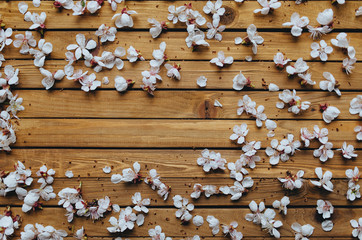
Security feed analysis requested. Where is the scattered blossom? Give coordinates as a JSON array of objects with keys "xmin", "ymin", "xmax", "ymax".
[
  {"xmin": 310, "ymin": 40, "xmax": 333, "ymax": 61},
  {"xmin": 173, "ymin": 195, "xmax": 194, "ymax": 222},
  {"xmin": 254, "ymin": 0, "xmax": 281, "ymax": 15},
  {"xmin": 310, "ymin": 167, "xmax": 333, "ymax": 192},
  {"xmin": 206, "ymin": 215, "xmax": 220, "ymax": 235},
  {"xmin": 283, "ymin": 12, "xmax": 309, "ymax": 37},
  {"xmin": 313, "ymin": 142, "xmax": 333, "ymax": 162},
  {"xmin": 236, "ymin": 24, "xmax": 264, "ymax": 54},
  {"xmin": 230, "ymin": 123, "xmax": 249, "ymax": 145},
  {"xmin": 210, "ymin": 51, "xmax": 233, "ymax": 67},
  {"xmin": 112, "ymin": 8, "xmax": 138, "ymax": 28},
  {"xmin": 316, "ymin": 200, "xmax": 334, "ymax": 219},
  {"xmin": 291, "ymin": 223, "xmax": 314, "ymax": 240},
  {"xmin": 349, "ymin": 95, "xmax": 362, "ymax": 117},
  {"xmin": 273, "ymin": 52, "xmax": 291, "ymax": 68},
  {"xmin": 272, "ymin": 196, "xmax": 290, "ymax": 215},
  {"xmin": 276, "ymin": 89, "xmax": 311, "ymax": 115},
  {"xmin": 320, "ymin": 72, "xmax": 341, "ymax": 96},
  {"xmin": 29, "ymin": 39, "xmax": 53, "ymax": 67},
  {"xmin": 322, "ymin": 105, "xmax": 340, "ymax": 123},
  {"xmin": 67, "ymin": 34, "xmax": 96, "ymax": 60},
  {"xmin": 197, "ymin": 149, "xmax": 226, "ymax": 172},
  {"xmin": 278, "ymin": 170, "xmax": 304, "ymax": 190},
  {"xmin": 95, "ymin": 24, "xmax": 117, "ymax": 43},
  {"xmin": 338, "ymin": 142, "xmax": 358, "ymax": 159}
]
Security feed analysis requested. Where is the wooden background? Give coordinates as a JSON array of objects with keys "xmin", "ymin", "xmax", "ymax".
[{"xmin": 1, "ymin": 0, "xmax": 362, "ymax": 239}]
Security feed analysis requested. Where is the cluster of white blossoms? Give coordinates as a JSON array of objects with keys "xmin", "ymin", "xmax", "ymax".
[
  {"xmin": 245, "ymin": 201, "xmax": 283, "ymax": 238},
  {"xmin": 58, "ymin": 183, "xmax": 112, "ymax": 222},
  {"xmin": 285, "ymin": 58, "xmax": 315, "ymax": 86},
  {"xmin": 236, "ymin": 95, "xmax": 268, "ymax": 128},
  {"xmin": 266, "ymin": 134, "xmax": 301, "ymax": 165},
  {"xmin": 276, "ymin": 89, "xmax": 311, "ymax": 115},
  {"xmin": 20, "ymin": 223, "xmax": 67, "ymax": 240},
  {"xmin": 22, "ymin": 165, "xmax": 56, "ymax": 213},
  {"xmin": 197, "ymin": 148, "xmax": 227, "ymax": 172},
  {"xmin": 144, "ymin": 169, "xmax": 171, "ymax": 200},
  {"xmin": 316, "ymin": 199, "xmax": 334, "ymax": 232},
  {"xmin": 346, "ymin": 167, "xmax": 361, "ymax": 202},
  {"xmin": 0, "ymin": 207, "xmax": 21, "ymax": 240}
]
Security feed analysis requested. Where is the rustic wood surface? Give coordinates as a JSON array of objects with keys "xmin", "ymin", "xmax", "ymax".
[{"xmin": 0, "ymin": 0, "xmax": 361, "ymax": 239}]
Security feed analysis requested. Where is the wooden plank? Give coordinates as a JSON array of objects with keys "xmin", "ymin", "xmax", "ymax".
[
  {"xmin": 0, "ymin": 149, "xmax": 361, "ymax": 179},
  {"xmin": 17, "ymin": 90, "xmax": 361, "ymax": 120},
  {"xmin": 9, "ymin": 60, "xmax": 362, "ymax": 91},
  {"xmin": 2, "ymin": 31, "xmax": 362, "ymax": 60},
  {"xmin": 2, "ymin": 1, "xmax": 361, "ymax": 29},
  {"xmin": 15, "ymin": 119, "xmax": 361, "ymax": 148},
  {"xmin": 7, "ymin": 207, "xmax": 362, "ymax": 237},
  {"xmin": 0, "ymin": 178, "xmax": 359, "ymax": 207}
]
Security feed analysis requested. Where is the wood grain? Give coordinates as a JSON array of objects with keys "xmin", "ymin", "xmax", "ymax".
[
  {"xmin": 17, "ymin": 90, "xmax": 361, "ymax": 120},
  {"xmin": 3, "ymin": 1, "xmax": 361, "ymax": 30},
  {"xmin": 2, "ymin": 31, "xmax": 362, "ymax": 60},
  {"xmin": 9, "ymin": 60, "xmax": 362, "ymax": 90},
  {"xmin": 16, "ymin": 119, "xmax": 361, "ymax": 148}
]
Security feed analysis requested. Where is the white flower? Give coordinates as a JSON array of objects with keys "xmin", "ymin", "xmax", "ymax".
[
  {"xmin": 282, "ymin": 12, "xmax": 309, "ymax": 37},
  {"xmin": 185, "ymin": 29, "xmax": 210, "ymax": 49},
  {"xmin": 347, "ymin": 183, "xmax": 361, "ymax": 201},
  {"xmin": 320, "ymin": 72, "xmax": 341, "ymax": 96},
  {"xmin": 164, "ymin": 63, "xmax": 181, "ymax": 80},
  {"xmin": 300, "ymin": 127, "xmax": 315, "ymax": 147},
  {"xmin": 72, "ymin": 1, "xmax": 87, "ymax": 15},
  {"xmin": 22, "ymin": 190, "xmax": 40, "ymax": 212},
  {"xmin": 232, "ymin": 71, "xmax": 252, "ymax": 91},
  {"xmin": 103, "ymin": 166, "xmax": 111, "ymax": 174},
  {"xmin": 197, "ymin": 76, "xmax": 207, "ymax": 87},
  {"xmin": 66, "ymin": 69, "xmax": 88, "ymax": 81},
  {"xmin": 0, "ymin": 215, "xmax": 16, "ymax": 240},
  {"xmin": 228, "ymin": 178, "xmax": 253, "ymax": 200},
  {"xmin": 206, "ymin": 215, "xmax": 220, "ymax": 235},
  {"xmin": 350, "ymin": 95, "xmax": 362, "ymax": 117},
  {"xmin": 313, "ymin": 142, "xmax": 333, "ymax": 162},
  {"xmin": 307, "ymin": 25, "xmax": 332, "ymax": 40},
  {"xmin": 228, "ymin": 160, "xmax": 249, "ymax": 181},
  {"xmin": 79, "ymin": 73, "xmax": 101, "ymax": 92},
  {"xmin": 230, "ymin": 123, "xmax": 248, "ymax": 145},
  {"xmin": 266, "ymin": 139, "xmax": 282, "ymax": 165},
  {"xmin": 346, "ymin": 167, "xmax": 360, "ymax": 184},
  {"xmin": 54, "ymin": 0, "xmax": 74, "ymax": 9},
  {"xmin": 67, "ymin": 34, "xmax": 96, "ymax": 60},
  {"xmin": 277, "ymin": 133, "xmax": 300, "ymax": 156},
  {"xmin": 245, "ymin": 200, "xmax": 265, "ymax": 225},
  {"xmin": 28, "ymin": 12, "xmax": 46, "ymax": 30},
  {"xmin": 278, "ymin": 170, "xmax": 304, "ymax": 190},
  {"xmin": 316, "ymin": 200, "xmax": 334, "ymax": 219},
  {"xmin": 87, "ymin": 0, "xmax": 101, "ymax": 14},
  {"xmin": 272, "ymin": 196, "xmax": 290, "ymax": 215},
  {"xmin": 148, "ymin": 18, "xmax": 167, "ymax": 38},
  {"xmin": 222, "ymin": 222, "xmax": 243, "ymax": 240},
  {"xmin": 206, "ymin": 22, "xmax": 225, "ymax": 41},
  {"xmin": 338, "ymin": 142, "xmax": 358, "ymax": 159},
  {"xmin": 74, "ymin": 227, "xmax": 86, "ymax": 240},
  {"xmin": 291, "ymin": 222, "xmax": 314, "ymax": 240},
  {"xmin": 354, "ymin": 126, "xmax": 362, "ymax": 141},
  {"xmin": 93, "ymin": 47, "xmax": 125, "ymax": 72},
  {"xmin": 58, "ymin": 187, "xmax": 81, "ymax": 208},
  {"xmin": 350, "ymin": 218, "xmax": 362, "ymax": 239},
  {"xmin": 167, "ymin": 5, "xmax": 186, "ymax": 24},
  {"xmin": 241, "ymin": 24, "xmax": 264, "ymax": 54},
  {"xmin": 65, "ymin": 170, "xmax": 73, "ymax": 178},
  {"xmin": 29, "ymin": 39, "xmax": 53, "ymax": 67},
  {"xmin": 322, "ymin": 105, "xmax": 340, "ymax": 123},
  {"xmin": 330, "ymin": 32, "xmax": 355, "ymax": 58},
  {"xmin": 313, "ymin": 125, "xmax": 328, "ymax": 144},
  {"xmin": 115, "ymin": 76, "xmax": 133, "ymax": 92},
  {"xmin": 107, "ymin": 0, "xmax": 123, "ymax": 11},
  {"xmin": 310, "ymin": 167, "xmax": 333, "ymax": 192},
  {"xmin": 132, "ymin": 192, "xmax": 150, "ymax": 213},
  {"xmin": 112, "ymin": 8, "xmax": 137, "ymax": 28},
  {"xmin": 254, "ymin": 0, "xmax": 281, "ymax": 15},
  {"xmin": 6, "ymin": 94, "xmax": 24, "ymax": 119},
  {"xmin": 273, "ymin": 52, "xmax": 291, "ymax": 68},
  {"xmin": 193, "ymin": 215, "xmax": 204, "ymax": 227},
  {"xmin": 148, "ymin": 225, "xmax": 170, "ymax": 240},
  {"xmin": 210, "ymin": 51, "xmax": 233, "ymax": 67},
  {"xmin": 117, "ymin": 162, "xmax": 141, "ymax": 183},
  {"xmin": 13, "ymin": 31, "xmax": 36, "ymax": 54},
  {"xmin": 0, "ymin": 28, "xmax": 12, "ymax": 51},
  {"xmin": 150, "ymin": 42, "xmax": 167, "ymax": 68},
  {"xmin": 144, "ymin": 169, "xmax": 161, "ymax": 189},
  {"xmin": 317, "ymin": 9, "xmax": 334, "ymax": 27},
  {"xmin": 95, "ymin": 24, "xmax": 117, "ymax": 43},
  {"xmin": 277, "ymin": 89, "xmax": 311, "ymax": 114},
  {"xmin": 203, "ymin": 0, "xmax": 225, "ymax": 26},
  {"xmin": 157, "ymin": 183, "xmax": 171, "ymax": 200},
  {"xmin": 39, "ymin": 68, "xmax": 65, "ymax": 90},
  {"xmin": 20, "ymin": 223, "xmax": 67, "ymax": 240},
  {"xmin": 36, "ymin": 165, "xmax": 55, "ymax": 185},
  {"xmin": 0, "ymin": 65, "xmax": 19, "ymax": 87},
  {"xmin": 237, "ymin": 95, "xmax": 256, "ymax": 115},
  {"xmin": 127, "ymin": 46, "xmax": 145, "ymax": 62},
  {"xmin": 203, "ymin": 185, "xmax": 219, "ymax": 197},
  {"xmin": 342, "ymin": 57, "xmax": 356, "ymax": 75},
  {"xmin": 173, "ymin": 195, "xmax": 194, "ymax": 222},
  {"xmin": 356, "ymin": 6, "xmax": 362, "ymax": 16},
  {"xmin": 286, "ymin": 58, "xmax": 309, "ymax": 75},
  {"xmin": 298, "ymin": 72, "xmax": 315, "ymax": 86},
  {"xmin": 310, "ymin": 40, "xmax": 333, "ymax": 62},
  {"xmin": 261, "ymin": 209, "xmax": 283, "ymax": 238},
  {"xmin": 18, "ymin": 2, "xmax": 29, "ymax": 14},
  {"xmin": 197, "ymin": 149, "xmax": 226, "ymax": 172}
]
